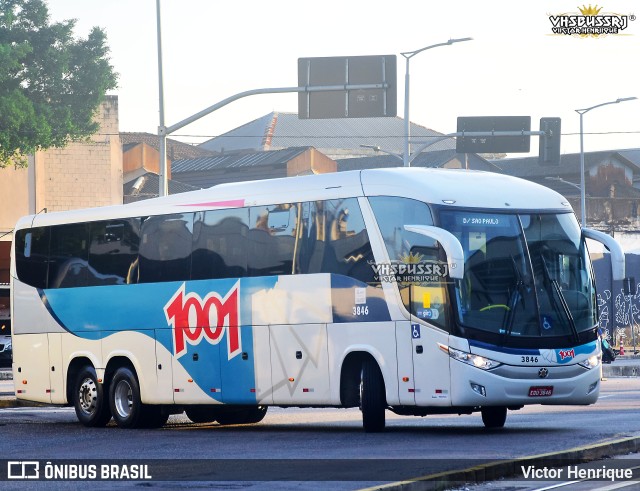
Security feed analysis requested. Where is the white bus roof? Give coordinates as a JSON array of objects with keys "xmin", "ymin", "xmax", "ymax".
[{"xmin": 16, "ymin": 168, "xmax": 572, "ymax": 230}]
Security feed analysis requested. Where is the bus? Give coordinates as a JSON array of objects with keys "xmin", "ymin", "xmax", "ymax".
[{"xmin": 10, "ymin": 168, "xmax": 624, "ymax": 432}]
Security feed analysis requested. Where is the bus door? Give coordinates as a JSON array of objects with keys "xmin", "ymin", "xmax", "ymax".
[{"xmin": 398, "ymin": 284, "xmax": 452, "ymax": 407}]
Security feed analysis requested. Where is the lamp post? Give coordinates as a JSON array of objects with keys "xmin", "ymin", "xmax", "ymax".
[
  {"xmin": 575, "ymin": 97, "xmax": 637, "ymax": 227},
  {"xmin": 360, "ymin": 144, "xmax": 404, "ymax": 162},
  {"xmin": 401, "ymin": 37, "xmax": 472, "ymax": 167}
]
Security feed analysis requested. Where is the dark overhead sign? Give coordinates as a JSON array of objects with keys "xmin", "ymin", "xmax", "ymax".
[
  {"xmin": 298, "ymin": 55, "xmax": 397, "ymax": 119},
  {"xmin": 538, "ymin": 117, "xmax": 562, "ymax": 165},
  {"xmin": 456, "ymin": 116, "xmax": 531, "ymax": 153}
]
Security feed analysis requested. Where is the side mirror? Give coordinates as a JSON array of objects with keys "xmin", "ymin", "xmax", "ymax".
[
  {"xmin": 582, "ymin": 228, "xmax": 625, "ymax": 281},
  {"xmin": 403, "ymin": 225, "xmax": 465, "ymax": 280}
]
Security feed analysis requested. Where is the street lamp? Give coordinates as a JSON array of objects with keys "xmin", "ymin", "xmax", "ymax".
[
  {"xmin": 360, "ymin": 144, "xmax": 403, "ymax": 162},
  {"xmin": 575, "ymin": 97, "xmax": 637, "ymax": 227},
  {"xmin": 401, "ymin": 37, "xmax": 472, "ymax": 167}
]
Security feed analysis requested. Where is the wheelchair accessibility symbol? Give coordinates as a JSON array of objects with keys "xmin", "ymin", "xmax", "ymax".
[{"xmin": 412, "ymin": 324, "xmax": 421, "ymax": 339}]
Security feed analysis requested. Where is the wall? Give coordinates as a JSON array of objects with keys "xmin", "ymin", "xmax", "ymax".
[
  {"xmin": 34, "ymin": 96, "xmax": 123, "ymax": 212},
  {"xmin": 0, "ymin": 164, "xmax": 30, "ymax": 235},
  {"xmin": 123, "ymin": 142, "xmax": 170, "ymax": 181},
  {"xmin": 286, "ymin": 148, "xmax": 336, "ymax": 176},
  {"xmin": 0, "ymin": 96, "xmax": 123, "ymax": 282}
]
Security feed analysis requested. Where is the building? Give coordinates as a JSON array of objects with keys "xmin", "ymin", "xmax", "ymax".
[
  {"xmin": 494, "ymin": 149, "xmax": 640, "ymax": 233},
  {"xmin": 198, "ymin": 111, "xmax": 457, "ymax": 160},
  {"xmin": 0, "ymin": 95, "xmax": 123, "ymax": 284},
  {"xmin": 120, "ymin": 132, "xmax": 214, "ymax": 202},
  {"xmin": 171, "ymin": 147, "xmax": 336, "ymax": 189}
]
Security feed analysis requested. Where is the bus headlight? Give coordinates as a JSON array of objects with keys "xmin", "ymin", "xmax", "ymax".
[
  {"xmin": 578, "ymin": 354, "xmax": 601, "ymax": 370},
  {"xmin": 440, "ymin": 345, "xmax": 502, "ymax": 370}
]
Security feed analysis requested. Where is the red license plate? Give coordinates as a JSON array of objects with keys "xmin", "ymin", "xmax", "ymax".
[{"xmin": 528, "ymin": 386, "xmax": 553, "ymax": 397}]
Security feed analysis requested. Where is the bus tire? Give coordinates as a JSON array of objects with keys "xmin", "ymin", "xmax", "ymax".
[
  {"xmin": 186, "ymin": 406, "xmax": 219, "ymax": 424},
  {"xmin": 360, "ymin": 358, "xmax": 386, "ymax": 433},
  {"xmin": 481, "ymin": 406, "xmax": 507, "ymax": 428},
  {"xmin": 109, "ymin": 367, "xmax": 146, "ymax": 429},
  {"xmin": 73, "ymin": 366, "xmax": 112, "ymax": 427},
  {"xmin": 216, "ymin": 406, "xmax": 268, "ymax": 425}
]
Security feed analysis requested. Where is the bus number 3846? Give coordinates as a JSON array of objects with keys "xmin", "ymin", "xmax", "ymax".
[
  {"xmin": 353, "ymin": 305, "xmax": 369, "ymax": 316},
  {"xmin": 521, "ymin": 356, "xmax": 539, "ymax": 363}
]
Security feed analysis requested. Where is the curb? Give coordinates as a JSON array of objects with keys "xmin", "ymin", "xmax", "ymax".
[
  {"xmin": 361, "ymin": 435, "xmax": 640, "ymax": 491},
  {"xmin": 603, "ymin": 365, "xmax": 640, "ymax": 377}
]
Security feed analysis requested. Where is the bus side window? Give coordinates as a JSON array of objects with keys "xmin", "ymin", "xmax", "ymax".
[
  {"xmin": 15, "ymin": 227, "xmax": 50, "ymax": 289},
  {"xmin": 369, "ymin": 196, "xmax": 449, "ymax": 330},
  {"xmin": 368, "ymin": 196, "xmax": 435, "ymax": 262},
  {"xmin": 298, "ymin": 199, "xmax": 374, "ymax": 283},
  {"xmin": 87, "ymin": 219, "xmax": 141, "ymax": 286},
  {"xmin": 324, "ymin": 198, "xmax": 374, "ymax": 284},
  {"xmin": 138, "ymin": 213, "xmax": 194, "ymax": 284},
  {"xmin": 48, "ymin": 223, "xmax": 91, "ymax": 289},
  {"xmin": 247, "ymin": 204, "xmax": 299, "ymax": 277},
  {"xmin": 192, "ymin": 209, "xmax": 249, "ymax": 280}
]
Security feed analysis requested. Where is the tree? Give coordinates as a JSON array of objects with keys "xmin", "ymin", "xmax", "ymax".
[{"xmin": 0, "ymin": 0, "xmax": 117, "ymax": 167}]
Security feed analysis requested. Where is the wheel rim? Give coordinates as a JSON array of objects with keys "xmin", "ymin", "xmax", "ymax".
[
  {"xmin": 113, "ymin": 379, "xmax": 133, "ymax": 419},
  {"xmin": 78, "ymin": 377, "xmax": 97, "ymax": 415}
]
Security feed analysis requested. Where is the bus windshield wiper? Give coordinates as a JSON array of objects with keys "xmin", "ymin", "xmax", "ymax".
[
  {"xmin": 502, "ymin": 255, "xmax": 526, "ymax": 340},
  {"xmin": 541, "ymin": 256, "xmax": 580, "ymax": 343}
]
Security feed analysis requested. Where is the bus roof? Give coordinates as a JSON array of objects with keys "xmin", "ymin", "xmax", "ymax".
[{"xmin": 15, "ymin": 168, "xmax": 572, "ymax": 230}]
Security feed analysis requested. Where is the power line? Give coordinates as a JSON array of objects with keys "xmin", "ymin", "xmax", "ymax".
[{"xmin": 6, "ymin": 130, "xmax": 640, "ymax": 140}]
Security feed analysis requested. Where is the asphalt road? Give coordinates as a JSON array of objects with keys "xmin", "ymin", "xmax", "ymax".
[{"xmin": 2, "ymin": 377, "xmax": 640, "ymax": 490}]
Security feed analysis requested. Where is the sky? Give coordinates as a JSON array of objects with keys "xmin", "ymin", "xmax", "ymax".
[{"xmin": 46, "ymin": 0, "xmax": 640, "ymax": 157}]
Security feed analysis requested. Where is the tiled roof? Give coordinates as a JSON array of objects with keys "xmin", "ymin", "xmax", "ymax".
[
  {"xmin": 492, "ymin": 150, "xmax": 640, "ymax": 178},
  {"xmin": 123, "ymin": 172, "xmax": 200, "ymax": 203},
  {"xmin": 198, "ymin": 112, "xmax": 456, "ymax": 155},
  {"xmin": 337, "ymin": 150, "xmax": 500, "ymax": 172},
  {"xmin": 172, "ymin": 147, "xmax": 312, "ymax": 173},
  {"xmin": 120, "ymin": 132, "xmax": 217, "ymax": 160}
]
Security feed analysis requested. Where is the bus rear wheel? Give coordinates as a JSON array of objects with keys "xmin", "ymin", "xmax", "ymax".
[
  {"xmin": 73, "ymin": 366, "xmax": 112, "ymax": 427},
  {"xmin": 109, "ymin": 367, "xmax": 167, "ymax": 429},
  {"xmin": 481, "ymin": 406, "xmax": 507, "ymax": 428},
  {"xmin": 360, "ymin": 358, "xmax": 386, "ymax": 433}
]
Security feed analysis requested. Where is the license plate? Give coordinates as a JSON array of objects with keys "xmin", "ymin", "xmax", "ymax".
[{"xmin": 528, "ymin": 386, "xmax": 553, "ymax": 397}]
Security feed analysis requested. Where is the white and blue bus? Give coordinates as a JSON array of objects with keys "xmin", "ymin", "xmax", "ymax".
[{"xmin": 10, "ymin": 168, "xmax": 624, "ymax": 432}]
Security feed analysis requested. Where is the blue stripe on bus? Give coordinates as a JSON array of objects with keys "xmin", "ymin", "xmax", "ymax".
[{"xmin": 37, "ymin": 274, "xmax": 389, "ymax": 402}]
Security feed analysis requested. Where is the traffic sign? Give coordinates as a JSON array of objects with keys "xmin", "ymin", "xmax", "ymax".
[
  {"xmin": 298, "ymin": 55, "xmax": 397, "ymax": 119},
  {"xmin": 456, "ymin": 116, "xmax": 531, "ymax": 153}
]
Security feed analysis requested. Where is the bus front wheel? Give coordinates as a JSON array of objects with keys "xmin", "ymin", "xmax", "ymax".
[
  {"xmin": 360, "ymin": 358, "xmax": 386, "ymax": 433},
  {"xmin": 481, "ymin": 406, "xmax": 507, "ymax": 428},
  {"xmin": 73, "ymin": 366, "xmax": 112, "ymax": 427}
]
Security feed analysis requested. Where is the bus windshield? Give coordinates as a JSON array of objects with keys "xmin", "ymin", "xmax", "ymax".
[{"xmin": 438, "ymin": 210, "xmax": 597, "ymax": 342}]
